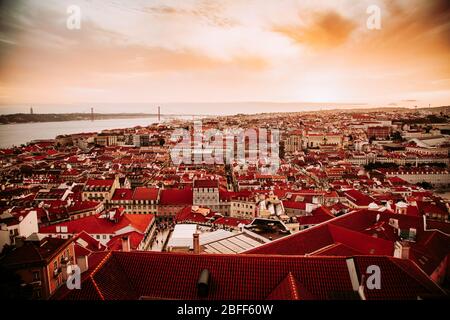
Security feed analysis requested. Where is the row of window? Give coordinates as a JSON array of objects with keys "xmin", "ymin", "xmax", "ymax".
[
  {"xmin": 195, "ymin": 196, "xmax": 219, "ymax": 201},
  {"xmin": 94, "ymin": 234, "xmax": 113, "ymax": 240},
  {"xmin": 194, "ymin": 188, "xmax": 218, "ymax": 192},
  {"xmin": 233, "ymin": 203, "xmax": 254, "ymax": 209},
  {"xmin": 111, "ymin": 200, "xmax": 157, "ymax": 204}
]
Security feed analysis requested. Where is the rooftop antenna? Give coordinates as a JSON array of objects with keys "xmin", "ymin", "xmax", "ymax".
[
  {"xmin": 91, "ymin": 107, "xmax": 94, "ymax": 121},
  {"xmin": 30, "ymin": 107, "xmax": 33, "ymax": 115},
  {"xmin": 158, "ymin": 106, "xmax": 161, "ymax": 122}
]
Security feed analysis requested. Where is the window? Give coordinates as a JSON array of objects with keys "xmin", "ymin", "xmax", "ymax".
[
  {"xmin": 53, "ymin": 261, "xmax": 58, "ymax": 270},
  {"xmin": 102, "ymin": 235, "xmax": 107, "ymax": 239},
  {"xmin": 34, "ymin": 289, "xmax": 41, "ymax": 299},
  {"xmin": 96, "ymin": 235, "xmax": 100, "ymax": 239},
  {"xmin": 33, "ymin": 271, "xmax": 40, "ymax": 281}
]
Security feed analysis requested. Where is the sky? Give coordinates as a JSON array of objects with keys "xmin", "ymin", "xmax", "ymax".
[{"xmin": 0, "ymin": 0, "xmax": 449, "ymax": 114}]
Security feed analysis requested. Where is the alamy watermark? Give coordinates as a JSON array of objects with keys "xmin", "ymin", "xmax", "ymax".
[
  {"xmin": 66, "ymin": 5, "xmax": 81, "ymax": 30},
  {"xmin": 366, "ymin": 265, "xmax": 381, "ymax": 290},
  {"xmin": 169, "ymin": 120, "xmax": 280, "ymax": 174},
  {"xmin": 366, "ymin": 5, "xmax": 382, "ymax": 30},
  {"xmin": 66, "ymin": 4, "xmax": 382, "ymax": 31},
  {"xmin": 66, "ymin": 264, "xmax": 81, "ymax": 290}
]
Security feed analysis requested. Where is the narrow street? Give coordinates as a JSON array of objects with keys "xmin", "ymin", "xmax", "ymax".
[{"xmin": 149, "ymin": 228, "xmax": 171, "ymax": 252}]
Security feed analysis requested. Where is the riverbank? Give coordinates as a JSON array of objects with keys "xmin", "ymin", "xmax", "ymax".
[
  {"xmin": 0, "ymin": 117, "xmax": 162, "ymax": 148},
  {"xmin": 0, "ymin": 113, "xmax": 165, "ymax": 125}
]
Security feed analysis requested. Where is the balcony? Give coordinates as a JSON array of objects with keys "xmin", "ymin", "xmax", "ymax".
[
  {"xmin": 60, "ymin": 255, "xmax": 72, "ymax": 264},
  {"xmin": 53, "ymin": 267, "xmax": 62, "ymax": 278}
]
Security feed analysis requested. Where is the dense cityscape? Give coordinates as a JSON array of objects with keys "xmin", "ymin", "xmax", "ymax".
[
  {"xmin": 0, "ymin": 107, "xmax": 449, "ymax": 300},
  {"xmin": 1, "ymin": 0, "xmax": 450, "ymax": 310}
]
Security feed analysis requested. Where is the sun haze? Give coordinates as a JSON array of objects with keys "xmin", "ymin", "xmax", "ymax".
[{"xmin": 0, "ymin": 0, "xmax": 449, "ymax": 112}]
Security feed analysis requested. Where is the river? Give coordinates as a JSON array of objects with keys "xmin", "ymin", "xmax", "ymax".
[{"xmin": 0, "ymin": 117, "xmax": 188, "ymax": 148}]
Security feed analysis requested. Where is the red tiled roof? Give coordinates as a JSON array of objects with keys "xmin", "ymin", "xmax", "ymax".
[
  {"xmin": 1, "ymin": 237, "xmax": 72, "ymax": 266},
  {"xmin": 426, "ymin": 220, "xmax": 450, "ymax": 235},
  {"xmin": 410, "ymin": 230, "xmax": 450, "ymax": 275},
  {"xmin": 107, "ymin": 231, "xmax": 144, "ymax": 251},
  {"xmin": 266, "ymin": 272, "xmax": 315, "ymax": 300},
  {"xmin": 213, "ymin": 216, "xmax": 252, "ymax": 227},
  {"xmin": 194, "ymin": 179, "xmax": 219, "ymax": 188},
  {"xmin": 85, "ymin": 179, "xmax": 115, "ymax": 187},
  {"xmin": 298, "ymin": 213, "xmax": 334, "ymax": 226},
  {"xmin": 247, "ymin": 209, "xmax": 425, "ymax": 256},
  {"xmin": 67, "ymin": 201, "xmax": 102, "ymax": 214},
  {"xmin": 111, "ymin": 189, "xmax": 133, "ymax": 201},
  {"xmin": 387, "ymin": 176, "xmax": 410, "ymax": 186},
  {"xmin": 57, "ymin": 251, "xmax": 444, "ymax": 300},
  {"xmin": 175, "ymin": 206, "xmax": 215, "ymax": 223},
  {"xmin": 328, "ymin": 224, "xmax": 394, "ymax": 256},
  {"xmin": 313, "ymin": 243, "xmax": 364, "ymax": 256},
  {"xmin": 355, "ymin": 256, "xmax": 444, "ymax": 300},
  {"xmin": 417, "ymin": 201, "xmax": 448, "ymax": 217},
  {"xmin": 51, "ymin": 251, "xmax": 110, "ymax": 300},
  {"xmin": 73, "ymin": 231, "xmax": 107, "ymax": 253},
  {"xmin": 344, "ymin": 189, "xmax": 375, "ymax": 206},
  {"xmin": 132, "ymin": 187, "xmax": 159, "ymax": 201},
  {"xmin": 246, "ymin": 224, "xmax": 335, "ymax": 255},
  {"xmin": 39, "ymin": 213, "xmax": 154, "ymax": 235},
  {"xmin": 159, "ymin": 188, "xmax": 193, "ymax": 205},
  {"xmin": 283, "ymin": 201, "xmax": 307, "ymax": 210}
]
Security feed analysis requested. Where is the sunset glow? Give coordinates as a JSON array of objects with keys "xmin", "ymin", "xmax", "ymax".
[{"xmin": 0, "ymin": 0, "xmax": 449, "ymax": 112}]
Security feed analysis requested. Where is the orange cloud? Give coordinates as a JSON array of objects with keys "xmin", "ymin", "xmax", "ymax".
[
  {"xmin": 273, "ymin": 11, "xmax": 356, "ymax": 49},
  {"xmin": 142, "ymin": 1, "xmax": 237, "ymax": 27}
]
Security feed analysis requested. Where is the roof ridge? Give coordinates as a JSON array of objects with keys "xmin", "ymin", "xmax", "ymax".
[
  {"xmin": 89, "ymin": 251, "xmax": 113, "ymax": 300},
  {"xmin": 287, "ymin": 272, "xmax": 300, "ymax": 300},
  {"xmin": 389, "ymin": 257, "xmax": 447, "ymax": 296},
  {"xmin": 309, "ymin": 242, "xmax": 342, "ymax": 255},
  {"xmin": 108, "ymin": 251, "xmax": 140, "ymax": 298}
]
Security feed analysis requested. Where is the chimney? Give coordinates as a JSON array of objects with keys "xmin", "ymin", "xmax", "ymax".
[
  {"xmin": 121, "ymin": 235, "xmax": 130, "ymax": 252},
  {"xmin": 394, "ymin": 241, "xmax": 410, "ymax": 259},
  {"xmin": 197, "ymin": 269, "xmax": 210, "ymax": 297},
  {"xmin": 15, "ymin": 237, "xmax": 25, "ymax": 248},
  {"xmin": 77, "ymin": 255, "xmax": 89, "ymax": 273},
  {"xmin": 193, "ymin": 232, "xmax": 200, "ymax": 254}
]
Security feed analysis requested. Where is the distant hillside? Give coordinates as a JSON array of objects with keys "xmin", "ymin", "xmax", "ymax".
[
  {"xmin": 417, "ymin": 106, "xmax": 450, "ymax": 113},
  {"xmin": 235, "ymin": 105, "xmax": 450, "ymax": 117},
  {"xmin": 0, "ymin": 113, "xmax": 158, "ymax": 124},
  {"xmin": 318, "ymin": 106, "xmax": 450, "ymax": 114},
  {"xmin": 1, "ymin": 105, "xmax": 448, "ymax": 124}
]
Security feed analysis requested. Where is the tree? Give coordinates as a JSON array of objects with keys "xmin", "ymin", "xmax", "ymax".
[
  {"xmin": 417, "ymin": 181, "xmax": 432, "ymax": 190},
  {"xmin": 390, "ymin": 131, "xmax": 403, "ymax": 142}
]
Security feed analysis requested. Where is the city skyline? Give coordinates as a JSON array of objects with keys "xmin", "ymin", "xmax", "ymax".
[
  {"xmin": 0, "ymin": 0, "xmax": 449, "ymax": 113},
  {"xmin": 0, "ymin": 1, "xmax": 449, "ymax": 305}
]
